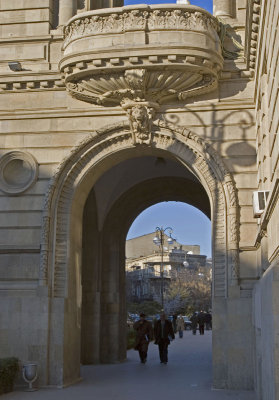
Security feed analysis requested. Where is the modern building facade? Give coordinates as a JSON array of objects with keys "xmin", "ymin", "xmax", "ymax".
[{"xmin": 0, "ymin": 0, "xmax": 278, "ymax": 398}]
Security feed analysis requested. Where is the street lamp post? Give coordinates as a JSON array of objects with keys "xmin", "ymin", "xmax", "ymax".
[{"xmin": 153, "ymin": 227, "xmax": 174, "ymax": 310}]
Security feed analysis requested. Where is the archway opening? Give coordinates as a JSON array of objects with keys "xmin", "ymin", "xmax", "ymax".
[
  {"xmin": 79, "ymin": 154, "xmax": 211, "ymax": 368},
  {"xmin": 125, "ymin": 201, "xmax": 212, "ymax": 347},
  {"xmin": 46, "ymin": 122, "xmax": 239, "ymax": 388}
]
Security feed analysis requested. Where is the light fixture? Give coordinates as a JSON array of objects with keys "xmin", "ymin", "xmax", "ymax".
[
  {"xmin": 152, "ymin": 226, "xmax": 175, "ymax": 309},
  {"xmin": 153, "ymin": 236, "xmax": 160, "ymax": 245},
  {"xmin": 167, "ymin": 237, "xmax": 173, "ymax": 245}
]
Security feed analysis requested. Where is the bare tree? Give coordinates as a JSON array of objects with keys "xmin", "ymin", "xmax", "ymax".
[{"xmin": 164, "ymin": 267, "xmax": 211, "ymax": 315}]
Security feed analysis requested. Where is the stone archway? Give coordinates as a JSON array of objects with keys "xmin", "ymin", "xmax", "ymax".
[{"xmin": 40, "ymin": 121, "xmax": 240, "ymax": 387}]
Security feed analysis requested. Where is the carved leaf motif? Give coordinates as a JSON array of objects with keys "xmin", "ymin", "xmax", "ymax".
[
  {"xmin": 103, "ymin": 13, "xmax": 122, "ymax": 33},
  {"xmin": 123, "ymin": 10, "xmax": 148, "ymax": 31},
  {"xmin": 177, "ymin": 11, "xmax": 191, "ymax": 28},
  {"xmin": 226, "ymin": 179, "xmax": 237, "ymax": 207},
  {"xmin": 194, "ymin": 12, "xmax": 206, "ymax": 30},
  {"xmin": 148, "ymin": 9, "xmax": 166, "ymax": 30},
  {"xmin": 88, "ymin": 16, "xmax": 103, "ymax": 33}
]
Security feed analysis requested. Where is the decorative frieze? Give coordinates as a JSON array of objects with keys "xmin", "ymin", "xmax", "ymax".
[{"xmin": 63, "ymin": 7, "xmax": 219, "ymax": 50}]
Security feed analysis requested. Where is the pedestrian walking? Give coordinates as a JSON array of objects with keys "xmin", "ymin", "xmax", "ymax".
[
  {"xmin": 154, "ymin": 312, "xmax": 175, "ymax": 364},
  {"xmin": 176, "ymin": 315, "xmax": 184, "ymax": 338},
  {"xmin": 204, "ymin": 311, "xmax": 212, "ymax": 330},
  {"xmin": 190, "ymin": 311, "xmax": 198, "ymax": 335},
  {"xmin": 133, "ymin": 313, "xmax": 153, "ymax": 364},
  {"xmin": 198, "ymin": 311, "xmax": 205, "ymax": 335},
  {"xmin": 172, "ymin": 314, "xmax": 177, "ymax": 333}
]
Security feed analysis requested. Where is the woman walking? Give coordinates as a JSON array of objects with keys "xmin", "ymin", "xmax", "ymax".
[{"xmin": 177, "ymin": 315, "xmax": 185, "ymax": 338}]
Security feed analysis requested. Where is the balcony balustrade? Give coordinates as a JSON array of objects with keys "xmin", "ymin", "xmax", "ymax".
[{"xmin": 60, "ymin": 4, "xmax": 223, "ymax": 110}]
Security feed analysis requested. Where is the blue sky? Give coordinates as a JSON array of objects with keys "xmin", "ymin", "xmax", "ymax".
[
  {"xmin": 127, "ymin": 202, "xmax": 212, "ymax": 257},
  {"xmin": 124, "ymin": 0, "xmax": 213, "ymax": 13}
]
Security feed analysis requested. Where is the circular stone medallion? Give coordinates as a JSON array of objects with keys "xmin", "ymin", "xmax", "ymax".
[{"xmin": 0, "ymin": 151, "xmax": 38, "ymax": 194}]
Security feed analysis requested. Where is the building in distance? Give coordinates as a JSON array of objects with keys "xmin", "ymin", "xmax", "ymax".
[{"xmin": 126, "ymin": 233, "xmax": 210, "ymax": 304}]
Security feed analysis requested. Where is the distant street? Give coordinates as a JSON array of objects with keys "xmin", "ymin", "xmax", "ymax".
[{"xmin": 5, "ymin": 331, "xmax": 254, "ymax": 400}]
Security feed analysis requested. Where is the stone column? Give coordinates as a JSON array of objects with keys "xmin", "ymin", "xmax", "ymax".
[
  {"xmin": 59, "ymin": 0, "xmax": 77, "ymax": 26},
  {"xmin": 213, "ymin": 0, "xmax": 233, "ymax": 18}
]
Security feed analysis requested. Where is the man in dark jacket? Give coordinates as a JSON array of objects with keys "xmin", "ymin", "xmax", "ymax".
[
  {"xmin": 197, "ymin": 311, "xmax": 206, "ymax": 335},
  {"xmin": 204, "ymin": 311, "xmax": 212, "ymax": 330},
  {"xmin": 154, "ymin": 312, "xmax": 175, "ymax": 364},
  {"xmin": 190, "ymin": 312, "xmax": 198, "ymax": 335},
  {"xmin": 133, "ymin": 313, "xmax": 153, "ymax": 364}
]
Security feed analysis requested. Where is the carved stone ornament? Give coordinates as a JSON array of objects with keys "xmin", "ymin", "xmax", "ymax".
[
  {"xmin": 0, "ymin": 151, "xmax": 38, "ymax": 195},
  {"xmin": 63, "ymin": 68, "xmax": 218, "ymax": 108},
  {"xmin": 229, "ymin": 249, "xmax": 239, "ymax": 285},
  {"xmin": 124, "ymin": 102, "xmax": 157, "ymax": 145},
  {"xmin": 63, "ymin": 7, "xmax": 220, "ymax": 50}
]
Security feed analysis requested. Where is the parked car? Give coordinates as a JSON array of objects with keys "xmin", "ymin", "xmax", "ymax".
[
  {"xmin": 128, "ymin": 313, "xmax": 140, "ymax": 322},
  {"xmin": 182, "ymin": 316, "xmax": 192, "ymax": 330}
]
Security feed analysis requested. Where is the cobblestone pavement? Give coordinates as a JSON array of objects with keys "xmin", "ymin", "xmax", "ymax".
[{"xmin": 4, "ymin": 331, "xmax": 255, "ymax": 400}]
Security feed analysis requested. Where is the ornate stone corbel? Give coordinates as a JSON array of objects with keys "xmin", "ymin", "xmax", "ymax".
[{"xmin": 122, "ymin": 100, "xmax": 158, "ymax": 145}]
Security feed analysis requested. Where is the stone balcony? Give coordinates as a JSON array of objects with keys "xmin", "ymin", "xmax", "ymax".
[{"xmin": 59, "ymin": 4, "xmax": 223, "ymax": 110}]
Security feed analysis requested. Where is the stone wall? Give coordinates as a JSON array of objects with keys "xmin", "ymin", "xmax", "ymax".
[
  {"xmin": 252, "ymin": 0, "xmax": 279, "ymax": 398},
  {"xmin": 0, "ymin": 0, "xmax": 277, "ymax": 396}
]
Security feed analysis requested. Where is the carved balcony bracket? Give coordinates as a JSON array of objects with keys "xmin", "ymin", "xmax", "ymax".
[{"xmin": 60, "ymin": 5, "xmax": 223, "ymax": 116}]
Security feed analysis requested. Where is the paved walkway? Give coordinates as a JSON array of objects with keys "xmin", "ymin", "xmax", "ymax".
[{"xmin": 4, "ymin": 331, "xmax": 254, "ymax": 400}]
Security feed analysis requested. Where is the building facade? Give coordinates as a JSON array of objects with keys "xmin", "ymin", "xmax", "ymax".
[
  {"xmin": 0, "ymin": 0, "xmax": 278, "ymax": 398},
  {"xmin": 126, "ymin": 234, "xmax": 207, "ymax": 304}
]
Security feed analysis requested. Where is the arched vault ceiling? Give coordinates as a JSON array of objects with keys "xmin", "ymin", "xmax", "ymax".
[
  {"xmin": 105, "ymin": 177, "xmax": 210, "ymax": 237},
  {"xmin": 90, "ymin": 155, "xmax": 210, "ymax": 232}
]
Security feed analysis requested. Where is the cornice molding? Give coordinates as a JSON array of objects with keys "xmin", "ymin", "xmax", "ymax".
[
  {"xmin": 245, "ymin": 0, "xmax": 261, "ymax": 72},
  {"xmin": 0, "ymin": 74, "xmax": 65, "ymax": 92}
]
